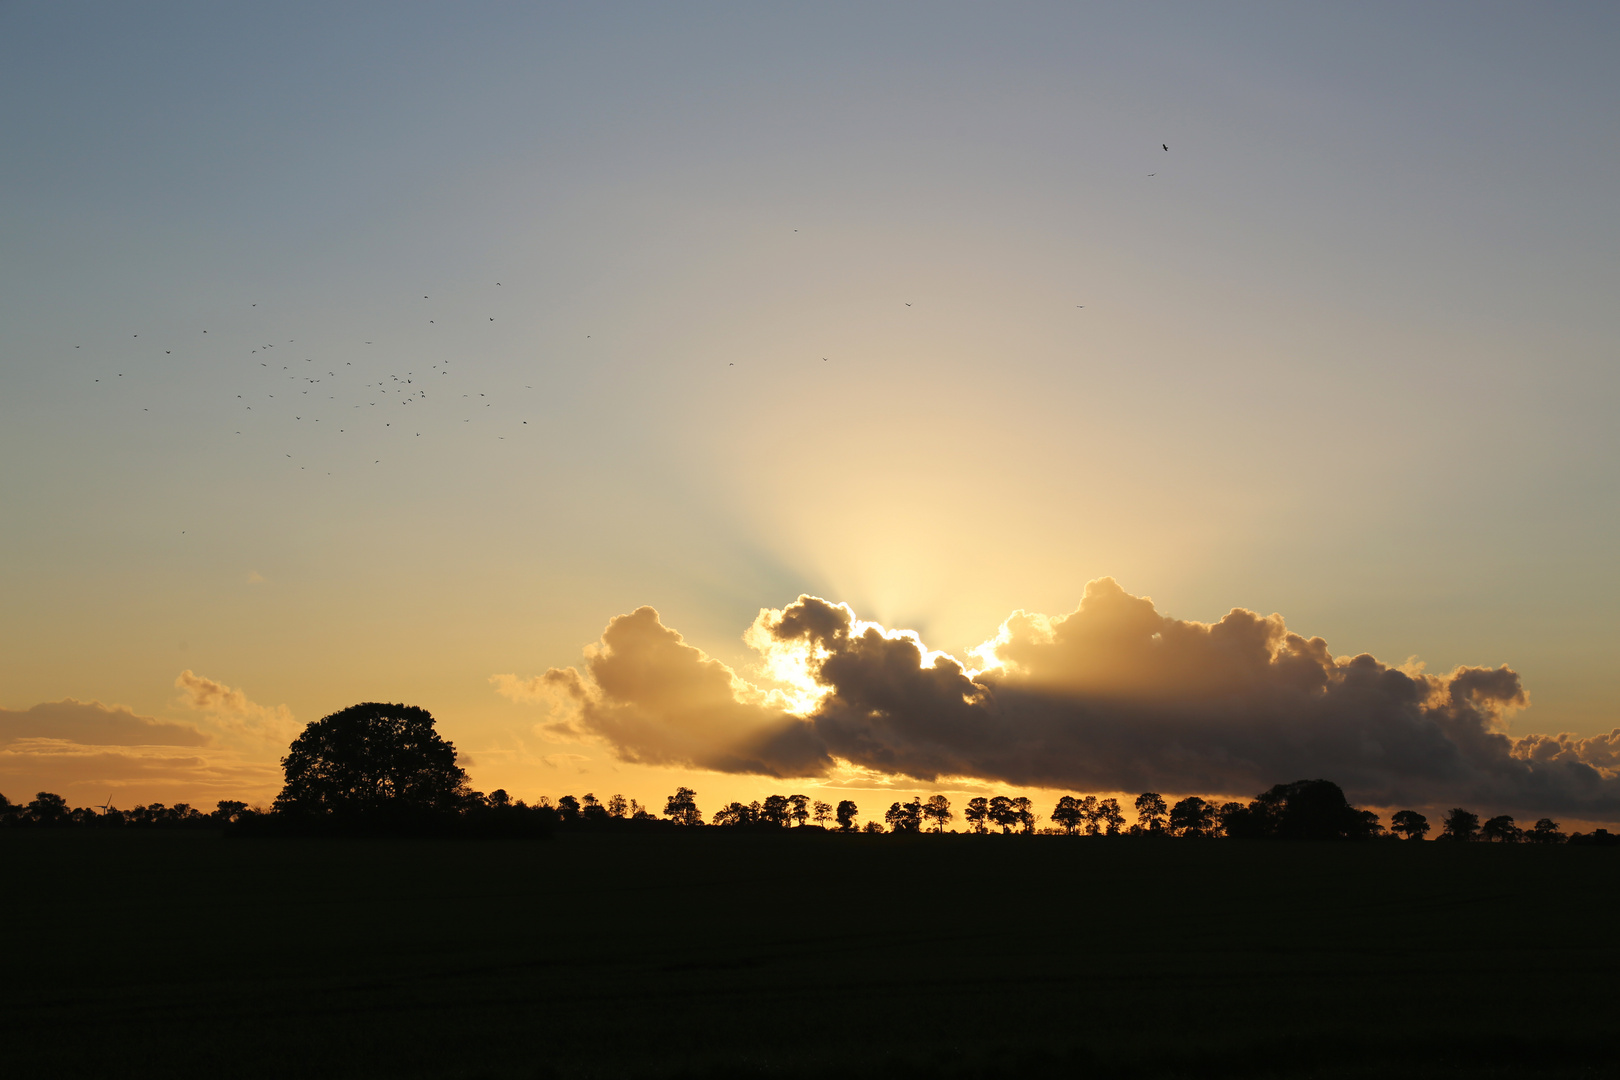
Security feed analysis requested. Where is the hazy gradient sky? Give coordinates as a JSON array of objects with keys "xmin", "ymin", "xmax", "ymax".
[{"xmin": 3, "ymin": 3, "xmax": 1618, "ymax": 819}]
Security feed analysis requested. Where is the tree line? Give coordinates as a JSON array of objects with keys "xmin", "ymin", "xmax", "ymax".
[
  {"xmin": 8, "ymin": 780, "xmax": 1617, "ymax": 846},
  {"xmin": 5, "ymin": 701, "xmax": 1616, "ymax": 845}
]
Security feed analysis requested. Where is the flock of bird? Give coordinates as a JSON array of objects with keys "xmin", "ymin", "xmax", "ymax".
[{"xmin": 72, "ymin": 144, "xmax": 1172, "ymax": 489}]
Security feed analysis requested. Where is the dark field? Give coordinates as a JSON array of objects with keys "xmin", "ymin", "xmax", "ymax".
[{"xmin": 4, "ymin": 830, "xmax": 1617, "ymax": 1079}]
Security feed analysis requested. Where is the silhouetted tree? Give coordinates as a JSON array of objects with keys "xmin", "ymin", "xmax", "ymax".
[
  {"xmin": 964, "ymin": 797, "xmax": 989, "ymax": 834},
  {"xmin": 1051, "ymin": 795, "xmax": 1083, "ymax": 834},
  {"xmin": 813, "ymin": 800, "xmax": 833, "ymax": 827},
  {"xmin": 712, "ymin": 801, "xmax": 754, "ymax": 826},
  {"xmin": 607, "ymin": 794, "xmax": 628, "ymax": 818},
  {"xmin": 923, "ymin": 794, "xmax": 953, "ymax": 833},
  {"xmin": 213, "ymin": 800, "xmax": 250, "ymax": 824},
  {"xmin": 1390, "ymin": 810, "xmax": 1430, "ymax": 840},
  {"xmin": 1527, "ymin": 817, "xmax": 1566, "ymax": 844},
  {"xmin": 665, "ymin": 787, "xmax": 702, "ymax": 826},
  {"xmin": 1012, "ymin": 796, "xmax": 1035, "ymax": 834},
  {"xmin": 273, "ymin": 702, "xmax": 470, "ymax": 818},
  {"xmin": 1219, "ymin": 781, "xmax": 1377, "ymax": 841},
  {"xmin": 1097, "ymin": 798, "xmax": 1126, "ymax": 836},
  {"xmin": 557, "ymin": 795, "xmax": 580, "ymax": 823},
  {"xmin": 761, "ymin": 794, "xmax": 791, "ymax": 827},
  {"xmin": 885, "ymin": 798, "xmax": 923, "ymax": 833},
  {"xmin": 862, "ymin": 820, "xmax": 884, "ymax": 834},
  {"xmin": 1217, "ymin": 801, "xmax": 1249, "ymax": 836},
  {"xmin": 1078, "ymin": 795, "xmax": 1101, "ymax": 836},
  {"xmin": 27, "ymin": 791, "xmax": 70, "ymax": 826},
  {"xmin": 581, "ymin": 793, "xmax": 609, "ymax": 822},
  {"xmin": 1134, "ymin": 792, "xmax": 1168, "ymax": 833},
  {"xmin": 1442, "ymin": 808, "xmax": 1480, "ymax": 842},
  {"xmin": 988, "ymin": 795, "xmax": 1016, "ymax": 834},
  {"xmin": 1169, "ymin": 796, "xmax": 1215, "ymax": 838},
  {"xmin": 836, "ymin": 799, "xmax": 858, "ymax": 832},
  {"xmin": 1357, "ymin": 809, "xmax": 1384, "ymax": 838},
  {"xmin": 788, "ymin": 794, "xmax": 810, "ymax": 827},
  {"xmin": 486, "ymin": 790, "xmax": 512, "ymax": 809},
  {"xmin": 1481, "ymin": 815, "xmax": 1521, "ymax": 843}
]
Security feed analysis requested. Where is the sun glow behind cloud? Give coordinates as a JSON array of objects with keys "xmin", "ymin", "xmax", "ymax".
[{"xmin": 495, "ymin": 579, "xmax": 1620, "ymax": 820}]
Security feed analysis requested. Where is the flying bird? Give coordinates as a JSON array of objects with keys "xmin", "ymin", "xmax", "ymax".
[{"xmin": 1163, "ymin": 144, "xmax": 1168, "ymax": 151}]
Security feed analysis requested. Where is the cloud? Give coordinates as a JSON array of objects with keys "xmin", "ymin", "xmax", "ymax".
[
  {"xmin": 0, "ymin": 699, "xmax": 209, "ymax": 748},
  {"xmin": 510, "ymin": 579, "xmax": 1620, "ymax": 819},
  {"xmin": 494, "ymin": 606, "xmax": 829, "ymax": 778},
  {"xmin": 0, "ymin": 698, "xmax": 277, "ymax": 807},
  {"xmin": 173, "ymin": 670, "xmax": 299, "ymax": 743}
]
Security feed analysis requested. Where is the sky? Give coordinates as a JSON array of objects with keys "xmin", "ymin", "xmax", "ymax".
[{"xmin": 3, "ymin": 2, "xmax": 1618, "ymax": 825}]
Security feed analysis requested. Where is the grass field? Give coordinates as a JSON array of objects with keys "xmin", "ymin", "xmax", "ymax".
[{"xmin": 3, "ymin": 829, "xmax": 1616, "ymax": 1078}]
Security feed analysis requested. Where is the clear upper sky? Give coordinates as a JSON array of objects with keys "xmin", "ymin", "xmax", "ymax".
[{"xmin": 3, "ymin": 3, "xmax": 1617, "ymax": 816}]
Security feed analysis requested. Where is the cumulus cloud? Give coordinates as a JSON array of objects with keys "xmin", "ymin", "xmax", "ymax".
[
  {"xmin": 509, "ymin": 579, "xmax": 1620, "ymax": 819},
  {"xmin": 174, "ymin": 670, "xmax": 298, "ymax": 743},
  {"xmin": 495, "ymin": 606, "xmax": 829, "ymax": 777}
]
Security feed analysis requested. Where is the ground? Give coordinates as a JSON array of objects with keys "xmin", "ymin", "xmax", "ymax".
[{"xmin": 3, "ymin": 829, "xmax": 1616, "ymax": 1078}]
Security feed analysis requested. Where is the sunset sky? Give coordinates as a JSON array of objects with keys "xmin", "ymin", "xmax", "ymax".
[{"xmin": 4, "ymin": 3, "xmax": 1618, "ymax": 824}]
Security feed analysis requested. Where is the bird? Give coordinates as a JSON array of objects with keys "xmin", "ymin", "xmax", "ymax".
[
  {"xmin": 905, "ymin": 303, "xmax": 911, "ymax": 306},
  {"xmin": 1076, "ymin": 305, "xmax": 1084, "ymax": 308},
  {"xmin": 1148, "ymin": 173, "xmax": 1156, "ymax": 177},
  {"xmin": 1163, "ymin": 144, "xmax": 1168, "ymax": 151}
]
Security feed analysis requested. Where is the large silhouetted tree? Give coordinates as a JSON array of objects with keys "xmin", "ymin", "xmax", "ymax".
[
  {"xmin": 988, "ymin": 795, "xmax": 1016, "ymax": 834},
  {"xmin": 1134, "ymin": 792, "xmax": 1168, "ymax": 833},
  {"xmin": 835, "ymin": 799, "xmax": 858, "ymax": 832},
  {"xmin": 1390, "ymin": 810, "xmax": 1430, "ymax": 840},
  {"xmin": 964, "ymin": 797, "xmax": 989, "ymax": 834},
  {"xmin": 1527, "ymin": 817, "xmax": 1566, "ymax": 844},
  {"xmin": 885, "ymin": 798, "xmax": 923, "ymax": 833},
  {"xmin": 761, "ymin": 794, "xmax": 791, "ymax": 827},
  {"xmin": 665, "ymin": 787, "xmax": 702, "ymax": 826},
  {"xmin": 1078, "ymin": 795, "xmax": 1101, "ymax": 836},
  {"xmin": 923, "ymin": 794, "xmax": 953, "ymax": 833},
  {"xmin": 813, "ymin": 800, "xmax": 833, "ymax": 827},
  {"xmin": 789, "ymin": 794, "xmax": 811, "ymax": 827},
  {"xmin": 1481, "ymin": 815, "xmax": 1521, "ymax": 843},
  {"xmin": 274, "ymin": 703, "xmax": 469, "ymax": 818},
  {"xmin": 27, "ymin": 791, "xmax": 70, "ymax": 826},
  {"xmin": 1442, "ymin": 808, "xmax": 1480, "ymax": 842},
  {"xmin": 1051, "ymin": 795, "xmax": 1083, "ymax": 834},
  {"xmin": 1097, "ymin": 798, "xmax": 1126, "ymax": 836},
  {"xmin": 1012, "ymin": 796, "xmax": 1035, "ymax": 833},
  {"xmin": 1169, "ymin": 796, "xmax": 1215, "ymax": 838}
]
